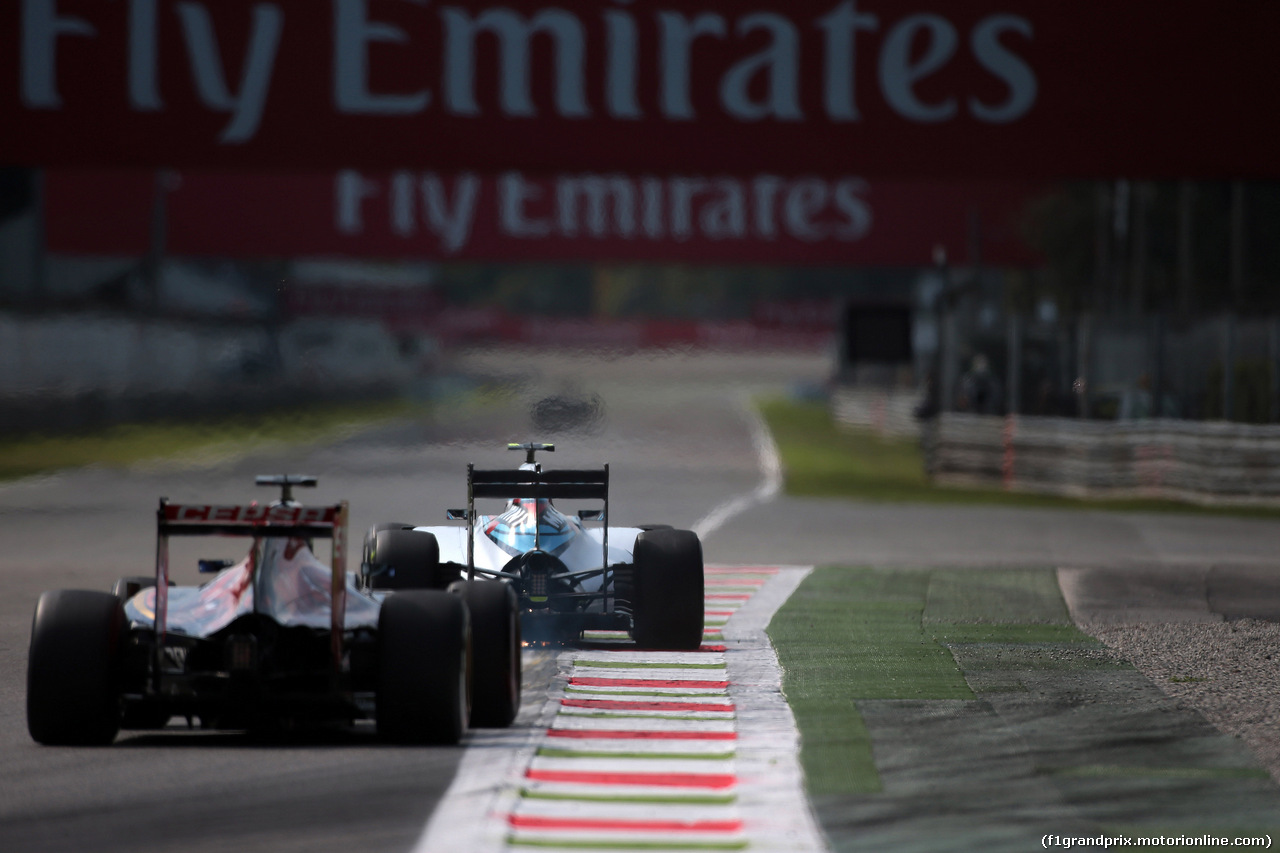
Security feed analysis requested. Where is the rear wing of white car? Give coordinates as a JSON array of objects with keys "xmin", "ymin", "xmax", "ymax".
[
  {"xmin": 463, "ymin": 462, "xmax": 610, "ymax": 581},
  {"xmin": 153, "ymin": 475, "xmax": 349, "ymax": 687}
]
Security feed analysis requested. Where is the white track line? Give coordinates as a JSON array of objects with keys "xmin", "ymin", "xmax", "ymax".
[
  {"xmin": 692, "ymin": 399, "xmax": 782, "ymax": 540},
  {"xmin": 725, "ymin": 566, "xmax": 826, "ymax": 851}
]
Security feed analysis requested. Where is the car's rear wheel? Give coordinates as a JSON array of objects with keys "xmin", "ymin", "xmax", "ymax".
[
  {"xmin": 631, "ymin": 528, "xmax": 704, "ymax": 650},
  {"xmin": 111, "ymin": 575, "xmax": 156, "ymax": 602},
  {"xmin": 27, "ymin": 590, "xmax": 124, "ymax": 745},
  {"xmin": 449, "ymin": 580, "xmax": 521, "ymax": 727},
  {"xmin": 365, "ymin": 527, "xmax": 443, "ymax": 590},
  {"xmin": 376, "ymin": 590, "xmax": 470, "ymax": 744}
]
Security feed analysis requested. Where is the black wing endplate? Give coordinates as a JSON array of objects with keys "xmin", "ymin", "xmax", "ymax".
[
  {"xmin": 508, "ymin": 442, "xmax": 555, "ymax": 466},
  {"xmin": 255, "ymin": 474, "xmax": 318, "ymax": 505}
]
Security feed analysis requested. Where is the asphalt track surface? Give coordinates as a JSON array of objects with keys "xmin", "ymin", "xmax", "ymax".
[{"xmin": 3, "ymin": 348, "xmax": 1280, "ymax": 852}]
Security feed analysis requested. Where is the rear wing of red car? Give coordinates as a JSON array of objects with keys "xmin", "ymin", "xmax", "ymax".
[
  {"xmin": 152, "ymin": 475, "xmax": 349, "ymax": 685},
  {"xmin": 158, "ymin": 501, "xmax": 347, "ymax": 539}
]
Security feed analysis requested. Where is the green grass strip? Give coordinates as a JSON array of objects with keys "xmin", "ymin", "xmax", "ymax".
[
  {"xmin": 923, "ymin": 569, "xmax": 1072, "ymax": 625},
  {"xmin": 768, "ymin": 567, "xmax": 977, "ymax": 797},
  {"xmin": 519, "ymin": 789, "xmax": 738, "ymax": 805},
  {"xmin": 758, "ymin": 397, "xmax": 1280, "ymax": 518},
  {"xmin": 770, "ymin": 568, "xmax": 974, "ymax": 702},
  {"xmin": 0, "ymin": 398, "xmax": 420, "ymax": 482},
  {"xmin": 767, "ymin": 565, "xmax": 1149, "ymax": 800},
  {"xmin": 1048, "ymin": 765, "xmax": 1271, "ymax": 780},
  {"xmin": 931, "ymin": 623, "xmax": 1101, "ymax": 645},
  {"xmin": 536, "ymin": 747, "xmax": 735, "ymax": 760},
  {"xmin": 768, "ymin": 561, "xmax": 1267, "ymax": 821},
  {"xmin": 574, "ymin": 660, "xmax": 726, "ymax": 670},
  {"xmin": 508, "ymin": 838, "xmax": 746, "ymax": 850}
]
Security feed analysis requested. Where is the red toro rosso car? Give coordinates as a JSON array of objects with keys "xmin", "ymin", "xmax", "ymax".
[
  {"xmin": 362, "ymin": 443, "xmax": 704, "ymax": 650},
  {"xmin": 26, "ymin": 475, "xmax": 520, "ymax": 746}
]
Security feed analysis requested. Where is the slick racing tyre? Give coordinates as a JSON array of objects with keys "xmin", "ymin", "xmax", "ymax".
[
  {"xmin": 111, "ymin": 576, "xmax": 157, "ymax": 602},
  {"xmin": 449, "ymin": 580, "xmax": 521, "ymax": 728},
  {"xmin": 631, "ymin": 528, "xmax": 704, "ymax": 651},
  {"xmin": 365, "ymin": 526, "xmax": 443, "ymax": 590},
  {"xmin": 376, "ymin": 590, "xmax": 470, "ymax": 744},
  {"xmin": 109, "ymin": 578, "xmax": 170, "ymax": 729},
  {"xmin": 27, "ymin": 590, "xmax": 125, "ymax": 745}
]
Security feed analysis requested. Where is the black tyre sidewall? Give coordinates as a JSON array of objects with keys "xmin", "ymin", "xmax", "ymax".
[
  {"xmin": 449, "ymin": 580, "xmax": 521, "ymax": 728},
  {"xmin": 111, "ymin": 575, "xmax": 156, "ymax": 602},
  {"xmin": 27, "ymin": 590, "xmax": 124, "ymax": 745},
  {"xmin": 362, "ymin": 523, "xmax": 414, "ymax": 563},
  {"xmin": 631, "ymin": 528, "xmax": 705, "ymax": 650},
  {"xmin": 367, "ymin": 528, "xmax": 442, "ymax": 590},
  {"xmin": 376, "ymin": 590, "xmax": 470, "ymax": 744}
]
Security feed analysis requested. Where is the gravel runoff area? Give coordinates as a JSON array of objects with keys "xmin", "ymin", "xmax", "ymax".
[{"xmin": 1079, "ymin": 618, "xmax": 1280, "ymax": 783}]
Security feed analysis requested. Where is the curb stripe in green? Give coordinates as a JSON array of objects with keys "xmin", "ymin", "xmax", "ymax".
[
  {"xmin": 519, "ymin": 789, "xmax": 737, "ymax": 805},
  {"xmin": 508, "ymin": 837, "xmax": 747, "ymax": 850},
  {"xmin": 536, "ymin": 747, "xmax": 736, "ymax": 760},
  {"xmin": 565, "ymin": 687, "xmax": 729, "ymax": 698},
  {"xmin": 574, "ymin": 660, "xmax": 726, "ymax": 670}
]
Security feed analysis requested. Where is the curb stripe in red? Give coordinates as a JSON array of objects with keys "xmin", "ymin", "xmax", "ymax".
[
  {"xmin": 561, "ymin": 698, "xmax": 735, "ymax": 712},
  {"xmin": 546, "ymin": 729, "xmax": 737, "ymax": 740},
  {"xmin": 570, "ymin": 678, "xmax": 730, "ymax": 689},
  {"xmin": 508, "ymin": 815, "xmax": 744, "ymax": 832},
  {"xmin": 526, "ymin": 770, "xmax": 738, "ymax": 789}
]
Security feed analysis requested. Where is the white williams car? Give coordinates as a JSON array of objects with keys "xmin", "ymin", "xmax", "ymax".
[{"xmin": 363, "ymin": 443, "xmax": 705, "ymax": 651}]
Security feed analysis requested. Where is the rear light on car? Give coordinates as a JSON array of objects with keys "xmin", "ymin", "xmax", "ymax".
[
  {"xmin": 529, "ymin": 568, "xmax": 548, "ymax": 604},
  {"xmin": 224, "ymin": 635, "xmax": 257, "ymax": 672}
]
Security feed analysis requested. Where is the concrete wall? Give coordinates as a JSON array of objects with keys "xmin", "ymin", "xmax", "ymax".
[
  {"xmin": 829, "ymin": 387, "xmax": 1280, "ymax": 506},
  {"xmin": 0, "ymin": 312, "xmax": 412, "ymax": 434},
  {"xmin": 921, "ymin": 413, "xmax": 1280, "ymax": 506},
  {"xmin": 830, "ymin": 386, "xmax": 925, "ymax": 438}
]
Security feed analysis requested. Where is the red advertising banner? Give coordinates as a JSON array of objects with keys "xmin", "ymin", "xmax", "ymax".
[
  {"xmin": 4, "ymin": 1, "xmax": 1280, "ymax": 178},
  {"xmin": 44, "ymin": 170, "xmax": 1043, "ymax": 266}
]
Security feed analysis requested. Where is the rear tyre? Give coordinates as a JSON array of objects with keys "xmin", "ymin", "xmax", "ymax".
[
  {"xmin": 376, "ymin": 590, "xmax": 470, "ymax": 744},
  {"xmin": 449, "ymin": 580, "xmax": 521, "ymax": 728},
  {"xmin": 111, "ymin": 576, "xmax": 156, "ymax": 602},
  {"xmin": 27, "ymin": 590, "xmax": 124, "ymax": 745},
  {"xmin": 365, "ymin": 527, "xmax": 443, "ymax": 590},
  {"xmin": 631, "ymin": 528, "xmax": 704, "ymax": 650},
  {"xmin": 365, "ymin": 522, "xmax": 414, "ymax": 544}
]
